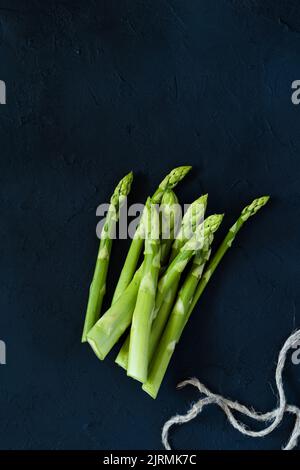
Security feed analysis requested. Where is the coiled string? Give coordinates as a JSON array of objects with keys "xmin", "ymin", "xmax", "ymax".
[{"xmin": 162, "ymin": 329, "xmax": 300, "ymax": 450}]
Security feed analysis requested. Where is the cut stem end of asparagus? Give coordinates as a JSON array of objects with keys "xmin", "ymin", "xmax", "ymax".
[
  {"xmin": 87, "ymin": 337, "xmax": 106, "ymax": 361},
  {"xmin": 127, "ymin": 370, "xmax": 147, "ymax": 384},
  {"xmin": 115, "ymin": 357, "xmax": 128, "ymax": 371},
  {"xmin": 142, "ymin": 383, "xmax": 158, "ymax": 399}
]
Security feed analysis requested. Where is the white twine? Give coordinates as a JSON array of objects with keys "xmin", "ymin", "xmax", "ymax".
[{"xmin": 162, "ymin": 329, "xmax": 300, "ymax": 450}]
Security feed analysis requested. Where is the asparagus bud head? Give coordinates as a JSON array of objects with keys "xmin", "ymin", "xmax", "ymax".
[
  {"xmin": 153, "ymin": 166, "xmax": 192, "ymax": 203},
  {"xmin": 241, "ymin": 196, "xmax": 270, "ymax": 221},
  {"xmin": 183, "ymin": 214, "xmax": 224, "ymax": 252},
  {"xmin": 110, "ymin": 171, "xmax": 133, "ymax": 208}
]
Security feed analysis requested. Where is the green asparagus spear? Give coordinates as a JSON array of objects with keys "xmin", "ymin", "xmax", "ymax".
[
  {"xmin": 86, "ymin": 199, "xmax": 155, "ymax": 358},
  {"xmin": 127, "ymin": 199, "xmax": 161, "ymax": 383},
  {"xmin": 111, "ymin": 166, "xmax": 191, "ymax": 304},
  {"xmin": 188, "ymin": 196, "xmax": 270, "ymax": 315},
  {"xmin": 143, "ymin": 249, "xmax": 213, "ymax": 398},
  {"xmin": 115, "ymin": 214, "xmax": 223, "ymax": 371},
  {"xmin": 81, "ymin": 172, "xmax": 133, "ymax": 342},
  {"xmin": 148, "ymin": 214, "xmax": 224, "ymax": 362},
  {"xmin": 124, "ymin": 190, "xmax": 178, "ymax": 377},
  {"xmin": 143, "ymin": 196, "xmax": 269, "ymax": 398}
]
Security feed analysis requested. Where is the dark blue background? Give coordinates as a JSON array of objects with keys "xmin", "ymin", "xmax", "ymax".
[{"xmin": 0, "ymin": 0, "xmax": 300, "ymax": 450}]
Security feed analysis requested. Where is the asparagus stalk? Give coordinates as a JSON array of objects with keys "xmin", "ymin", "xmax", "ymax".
[
  {"xmin": 81, "ymin": 172, "xmax": 133, "ymax": 342},
  {"xmin": 148, "ymin": 214, "xmax": 224, "ymax": 362},
  {"xmin": 127, "ymin": 199, "xmax": 161, "ymax": 383},
  {"xmin": 188, "ymin": 196, "xmax": 270, "ymax": 315},
  {"xmin": 160, "ymin": 190, "xmax": 180, "ymax": 267},
  {"xmin": 143, "ymin": 249, "xmax": 213, "ymax": 398},
  {"xmin": 111, "ymin": 166, "xmax": 191, "ymax": 304},
  {"xmin": 86, "ymin": 200, "xmax": 155, "ymax": 358},
  {"xmin": 115, "ymin": 214, "xmax": 223, "ymax": 371},
  {"xmin": 143, "ymin": 196, "xmax": 269, "ymax": 398}
]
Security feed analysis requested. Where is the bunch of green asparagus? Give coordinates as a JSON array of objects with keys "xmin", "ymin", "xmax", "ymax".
[{"xmin": 82, "ymin": 167, "xmax": 269, "ymax": 398}]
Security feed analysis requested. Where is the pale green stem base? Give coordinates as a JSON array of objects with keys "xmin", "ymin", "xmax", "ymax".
[{"xmin": 87, "ymin": 269, "xmax": 142, "ymax": 359}]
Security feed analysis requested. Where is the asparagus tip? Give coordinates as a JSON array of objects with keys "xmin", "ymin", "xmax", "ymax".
[
  {"xmin": 181, "ymin": 193, "xmax": 208, "ymax": 234},
  {"xmin": 203, "ymin": 213, "xmax": 224, "ymax": 234},
  {"xmin": 110, "ymin": 171, "xmax": 134, "ymax": 207},
  {"xmin": 164, "ymin": 165, "xmax": 192, "ymax": 189},
  {"xmin": 241, "ymin": 195, "xmax": 270, "ymax": 221},
  {"xmin": 199, "ymin": 193, "xmax": 208, "ymax": 208}
]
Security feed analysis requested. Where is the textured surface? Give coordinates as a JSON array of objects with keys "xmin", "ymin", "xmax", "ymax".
[{"xmin": 0, "ymin": 0, "xmax": 300, "ymax": 450}]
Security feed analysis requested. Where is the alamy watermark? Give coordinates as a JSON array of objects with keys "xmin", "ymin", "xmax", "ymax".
[
  {"xmin": 0, "ymin": 80, "xmax": 6, "ymax": 104},
  {"xmin": 291, "ymin": 80, "xmax": 300, "ymax": 105},
  {"xmin": 0, "ymin": 340, "xmax": 6, "ymax": 365},
  {"xmin": 95, "ymin": 200, "xmax": 204, "ymax": 242}
]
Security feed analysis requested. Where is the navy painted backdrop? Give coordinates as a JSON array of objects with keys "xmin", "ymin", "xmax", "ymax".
[{"xmin": 0, "ymin": 0, "xmax": 300, "ymax": 450}]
